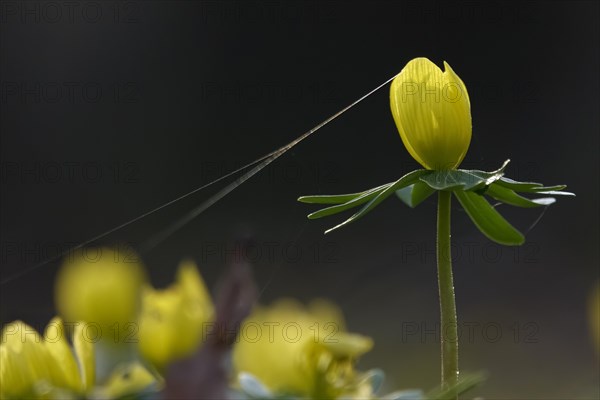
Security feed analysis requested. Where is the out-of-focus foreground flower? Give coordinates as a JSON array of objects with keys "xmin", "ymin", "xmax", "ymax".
[
  {"xmin": 138, "ymin": 260, "xmax": 214, "ymax": 370},
  {"xmin": 390, "ymin": 57, "xmax": 471, "ymax": 170},
  {"xmin": 1, "ymin": 248, "xmax": 219, "ymax": 398},
  {"xmin": 0, "ymin": 317, "xmax": 93, "ymax": 399},
  {"xmin": 4, "ymin": 248, "xmax": 429, "ymax": 399},
  {"xmin": 233, "ymin": 299, "xmax": 375, "ymax": 399},
  {"xmin": 55, "ymin": 248, "xmax": 214, "ymax": 370}
]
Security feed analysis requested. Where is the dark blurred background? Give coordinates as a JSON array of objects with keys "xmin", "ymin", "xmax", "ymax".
[{"xmin": 1, "ymin": 1, "xmax": 598, "ymax": 398}]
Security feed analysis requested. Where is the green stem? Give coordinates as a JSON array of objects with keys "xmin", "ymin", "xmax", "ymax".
[{"xmin": 437, "ymin": 190, "xmax": 459, "ymax": 391}]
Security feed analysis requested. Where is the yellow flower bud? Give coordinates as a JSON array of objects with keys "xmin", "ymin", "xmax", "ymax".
[
  {"xmin": 233, "ymin": 299, "xmax": 373, "ymax": 398},
  {"xmin": 54, "ymin": 248, "xmax": 146, "ymax": 333},
  {"xmin": 137, "ymin": 260, "xmax": 214, "ymax": 369},
  {"xmin": 390, "ymin": 57, "xmax": 472, "ymax": 170}
]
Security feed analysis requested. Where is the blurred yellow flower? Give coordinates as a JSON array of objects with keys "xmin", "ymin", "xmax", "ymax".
[
  {"xmin": 390, "ymin": 57, "xmax": 472, "ymax": 170},
  {"xmin": 137, "ymin": 260, "xmax": 214, "ymax": 369},
  {"xmin": 233, "ymin": 299, "xmax": 373, "ymax": 399},
  {"xmin": 0, "ymin": 317, "xmax": 94, "ymax": 399},
  {"xmin": 54, "ymin": 247, "xmax": 146, "ymax": 335}
]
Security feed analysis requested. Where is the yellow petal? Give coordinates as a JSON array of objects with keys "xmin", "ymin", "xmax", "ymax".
[
  {"xmin": 176, "ymin": 260, "xmax": 213, "ymax": 306},
  {"xmin": 73, "ymin": 322, "xmax": 95, "ymax": 389},
  {"xmin": 0, "ymin": 343, "xmax": 34, "ymax": 399},
  {"xmin": 308, "ymin": 299, "xmax": 346, "ymax": 332},
  {"xmin": 43, "ymin": 317, "xmax": 81, "ymax": 392},
  {"xmin": 0, "ymin": 321, "xmax": 54, "ymax": 398},
  {"xmin": 137, "ymin": 286, "xmax": 184, "ymax": 368},
  {"xmin": 233, "ymin": 308, "xmax": 314, "ymax": 395},
  {"xmin": 138, "ymin": 261, "xmax": 214, "ymax": 369},
  {"xmin": 320, "ymin": 333, "xmax": 373, "ymax": 358}
]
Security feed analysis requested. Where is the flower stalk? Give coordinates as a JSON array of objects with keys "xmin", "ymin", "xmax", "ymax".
[{"xmin": 436, "ymin": 190, "xmax": 458, "ymax": 391}]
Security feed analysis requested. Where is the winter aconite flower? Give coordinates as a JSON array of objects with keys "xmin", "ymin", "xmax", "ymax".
[
  {"xmin": 54, "ymin": 248, "xmax": 146, "ymax": 335},
  {"xmin": 390, "ymin": 57, "xmax": 471, "ymax": 170},
  {"xmin": 233, "ymin": 299, "xmax": 373, "ymax": 399},
  {"xmin": 0, "ymin": 317, "xmax": 94, "ymax": 399},
  {"xmin": 137, "ymin": 260, "xmax": 214, "ymax": 370}
]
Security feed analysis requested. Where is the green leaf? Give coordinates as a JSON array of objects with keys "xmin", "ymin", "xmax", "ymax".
[
  {"xmin": 531, "ymin": 189, "xmax": 575, "ymax": 196},
  {"xmin": 297, "ymin": 184, "xmax": 390, "ymax": 205},
  {"xmin": 494, "ymin": 176, "xmax": 543, "ymax": 191},
  {"xmin": 494, "ymin": 177, "xmax": 575, "ymax": 197},
  {"xmin": 325, "ymin": 170, "xmax": 428, "ymax": 234},
  {"xmin": 396, "ymin": 181, "xmax": 436, "ymax": 208},
  {"xmin": 308, "ymin": 184, "xmax": 391, "ymax": 219},
  {"xmin": 420, "ymin": 160, "xmax": 509, "ymax": 191},
  {"xmin": 486, "ymin": 183, "xmax": 556, "ymax": 208},
  {"xmin": 454, "ymin": 190, "xmax": 525, "ymax": 245},
  {"xmin": 530, "ymin": 184, "xmax": 567, "ymax": 192}
]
